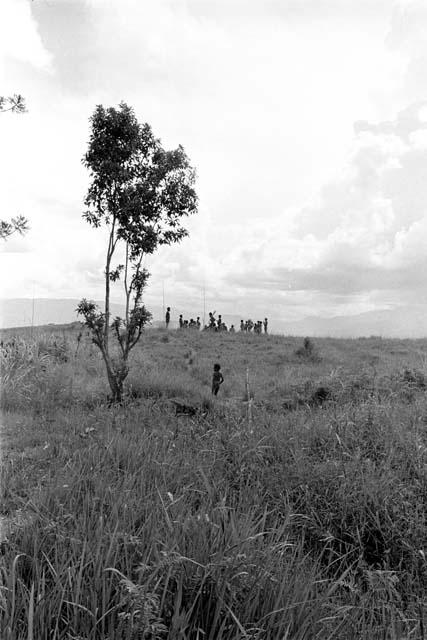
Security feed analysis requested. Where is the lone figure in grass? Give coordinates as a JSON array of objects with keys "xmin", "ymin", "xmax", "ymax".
[
  {"xmin": 165, "ymin": 306, "xmax": 171, "ymax": 329},
  {"xmin": 212, "ymin": 363, "xmax": 224, "ymax": 396}
]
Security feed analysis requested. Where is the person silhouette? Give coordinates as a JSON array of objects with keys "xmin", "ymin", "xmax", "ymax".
[{"xmin": 212, "ymin": 363, "xmax": 224, "ymax": 396}]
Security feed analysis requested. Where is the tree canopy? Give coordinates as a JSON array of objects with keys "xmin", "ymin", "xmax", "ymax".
[{"xmin": 83, "ymin": 102, "xmax": 197, "ymax": 259}]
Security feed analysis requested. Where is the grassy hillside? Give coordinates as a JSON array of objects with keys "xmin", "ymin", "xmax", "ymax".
[{"xmin": 1, "ymin": 326, "xmax": 427, "ymax": 638}]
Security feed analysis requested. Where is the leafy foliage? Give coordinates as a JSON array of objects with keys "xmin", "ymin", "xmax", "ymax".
[
  {"xmin": 82, "ymin": 102, "xmax": 197, "ymax": 257},
  {"xmin": 75, "ymin": 299, "xmax": 106, "ymax": 350},
  {"xmin": 0, "ymin": 215, "xmax": 29, "ymax": 240},
  {"xmin": 0, "ymin": 94, "xmax": 26, "ymax": 114}
]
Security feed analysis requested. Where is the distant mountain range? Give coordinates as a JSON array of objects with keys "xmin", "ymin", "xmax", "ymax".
[
  {"xmin": 280, "ymin": 307, "xmax": 427, "ymax": 339},
  {"xmin": 0, "ymin": 298, "xmax": 125, "ymax": 329},
  {"xmin": 0, "ymin": 298, "xmax": 167, "ymax": 330},
  {"xmin": 1, "ymin": 298, "xmax": 427, "ymax": 338},
  {"xmin": 0, "ymin": 298, "xmax": 234, "ymax": 331}
]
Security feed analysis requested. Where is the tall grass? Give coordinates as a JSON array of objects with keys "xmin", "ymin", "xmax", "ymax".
[{"xmin": 1, "ymin": 328, "xmax": 427, "ymax": 638}]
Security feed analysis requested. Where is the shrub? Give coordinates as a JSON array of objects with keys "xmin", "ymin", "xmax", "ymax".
[{"xmin": 295, "ymin": 337, "xmax": 321, "ymax": 361}]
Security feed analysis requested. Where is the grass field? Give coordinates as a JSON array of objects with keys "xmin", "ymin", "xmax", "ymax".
[{"xmin": 1, "ymin": 325, "xmax": 427, "ymax": 639}]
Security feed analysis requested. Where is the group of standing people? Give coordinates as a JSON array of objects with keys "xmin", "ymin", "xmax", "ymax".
[
  {"xmin": 165, "ymin": 307, "xmax": 203, "ymax": 330},
  {"xmin": 207, "ymin": 312, "xmax": 234, "ymax": 332},
  {"xmin": 240, "ymin": 318, "xmax": 268, "ymax": 334},
  {"xmin": 165, "ymin": 307, "xmax": 268, "ymax": 335}
]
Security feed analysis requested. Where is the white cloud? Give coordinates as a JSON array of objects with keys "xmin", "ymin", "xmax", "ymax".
[
  {"xmin": 219, "ymin": 99, "xmax": 427, "ymax": 319},
  {"xmin": 0, "ymin": 0, "xmax": 52, "ymax": 73}
]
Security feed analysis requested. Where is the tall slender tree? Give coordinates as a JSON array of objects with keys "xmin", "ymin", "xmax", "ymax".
[{"xmin": 77, "ymin": 102, "xmax": 198, "ymax": 402}]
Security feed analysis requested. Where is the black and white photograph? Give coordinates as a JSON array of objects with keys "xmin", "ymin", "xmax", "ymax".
[{"xmin": 1, "ymin": 1, "xmax": 427, "ymax": 637}]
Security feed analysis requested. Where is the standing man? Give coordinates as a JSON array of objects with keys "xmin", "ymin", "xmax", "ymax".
[
  {"xmin": 165, "ymin": 306, "xmax": 171, "ymax": 329},
  {"xmin": 263, "ymin": 318, "xmax": 268, "ymax": 334}
]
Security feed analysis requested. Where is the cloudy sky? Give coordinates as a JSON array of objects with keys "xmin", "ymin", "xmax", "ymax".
[{"xmin": 1, "ymin": 0, "xmax": 427, "ymax": 329}]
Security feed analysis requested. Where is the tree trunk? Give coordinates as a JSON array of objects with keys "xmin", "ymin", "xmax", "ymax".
[
  {"xmin": 104, "ymin": 216, "xmax": 117, "ymax": 356},
  {"xmin": 114, "ymin": 361, "xmax": 129, "ymax": 403},
  {"xmin": 108, "ymin": 374, "xmax": 122, "ymax": 403},
  {"xmin": 124, "ymin": 241, "xmax": 130, "ymax": 327},
  {"xmin": 110, "ymin": 378, "xmax": 123, "ymax": 403},
  {"xmin": 100, "ymin": 347, "xmax": 130, "ymax": 403},
  {"xmin": 105, "ymin": 250, "xmax": 111, "ymax": 356}
]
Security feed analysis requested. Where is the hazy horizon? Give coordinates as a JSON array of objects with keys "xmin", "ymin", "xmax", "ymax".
[{"xmin": 3, "ymin": 296, "xmax": 427, "ymax": 338}]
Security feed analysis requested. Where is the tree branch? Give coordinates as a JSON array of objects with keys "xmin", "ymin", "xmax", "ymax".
[{"xmin": 124, "ymin": 241, "xmax": 130, "ymax": 327}]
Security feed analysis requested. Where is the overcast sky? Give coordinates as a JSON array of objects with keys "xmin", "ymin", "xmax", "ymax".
[{"xmin": 1, "ymin": 0, "xmax": 427, "ymax": 327}]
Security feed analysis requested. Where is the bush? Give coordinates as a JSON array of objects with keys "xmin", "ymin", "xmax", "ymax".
[{"xmin": 295, "ymin": 337, "xmax": 321, "ymax": 361}]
